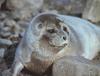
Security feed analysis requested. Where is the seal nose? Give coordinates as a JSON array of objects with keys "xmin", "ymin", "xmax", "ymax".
[{"xmin": 63, "ymin": 36, "xmax": 66, "ymax": 40}]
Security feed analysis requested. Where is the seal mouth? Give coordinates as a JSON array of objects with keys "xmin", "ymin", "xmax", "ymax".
[{"xmin": 49, "ymin": 40, "xmax": 67, "ymax": 48}]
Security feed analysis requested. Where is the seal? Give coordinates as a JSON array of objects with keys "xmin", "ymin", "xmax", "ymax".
[{"xmin": 11, "ymin": 12, "xmax": 100, "ymax": 76}]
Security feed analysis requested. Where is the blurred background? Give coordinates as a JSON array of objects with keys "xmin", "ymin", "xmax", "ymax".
[{"xmin": 0, "ymin": 0, "xmax": 100, "ymax": 76}]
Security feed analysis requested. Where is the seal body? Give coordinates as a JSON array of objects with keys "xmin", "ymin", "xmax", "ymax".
[
  {"xmin": 59, "ymin": 15, "xmax": 100, "ymax": 59},
  {"xmin": 12, "ymin": 13, "xmax": 100, "ymax": 76}
]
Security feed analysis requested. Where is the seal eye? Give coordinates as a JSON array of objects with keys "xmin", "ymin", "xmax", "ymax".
[
  {"xmin": 47, "ymin": 29, "xmax": 56, "ymax": 33},
  {"xmin": 63, "ymin": 26, "xmax": 68, "ymax": 32},
  {"xmin": 63, "ymin": 36, "xmax": 66, "ymax": 40},
  {"xmin": 38, "ymin": 23, "xmax": 43, "ymax": 29}
]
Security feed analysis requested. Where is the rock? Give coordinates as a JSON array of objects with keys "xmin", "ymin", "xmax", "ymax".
[
  {"xmin": 0, "ymin": 31, "xmax": 11, "ymax": 38},
  {"xmin": 0, "ymin": 22, "xmax": 4, "ymax": 32},
  {"xmin": 0, "ymin": 48, "xmax": 5, "ymax": 58},
  {"xmin": 83, "ymin": 0, "xmax": 100, "ymax": 23},
  {"xmin": 53, "ymin": 56, "xmax": 100, "ymax": 76},
  {"xmin": 0, "ymin": 12, "xmax": 6, "ymax": 20},
  {"xmin": 43, "ymin": 0, "xmax": 87, "ymax": 15},
  {"xmin": 0, "ymin": 38, "xmax": 12, "ymax": 46},
  {"xmin": 0, "ymin": 19, "xmax": 22, "ymax": 38},
  {"xmin": 6, "ymin": 0, "xmax": 43, "ymax": 20},
  {"xmin": 0, "ymin": 48, "xmax": 5, "ymax": 62},
  {"xmin": 17, "ymin": 20, "xmax": 29, "ymax": 32},
  {"xmin": 2, "ymin": 69, "xmax": 12, "ymax": 76},
  {"xmin": 0, "ymin": 18, "xmax": 26, "ymax": 43},
  {"xmin": 0, "ymin": 0, "xmax": 5, "ymax": 8},
  {"xmin": 4, "ymin": 19, "xmax": 21, "ymax": 34},
  {"xmin": 4, "ymin": 19, "xmax": 17, "ymax": 27}
]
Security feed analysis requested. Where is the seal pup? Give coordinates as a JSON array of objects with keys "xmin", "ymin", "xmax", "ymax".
[{"xmin": 11, "ymin": 12, "xmax": 100, "ymax": 76}]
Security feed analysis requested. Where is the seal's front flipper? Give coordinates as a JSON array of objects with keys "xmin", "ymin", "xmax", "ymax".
[{"xmin": 12, "ymin": 62, "xmax": 24, "ymax": 76}]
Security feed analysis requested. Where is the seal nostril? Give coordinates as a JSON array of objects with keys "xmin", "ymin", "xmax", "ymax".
[
  {"xmin": 63, "ymin": 26, "xmax": 67, "ymax": 32},
  {"xmin": 63, "ymin": 36, "xmax": 66, "ymax": 40}
]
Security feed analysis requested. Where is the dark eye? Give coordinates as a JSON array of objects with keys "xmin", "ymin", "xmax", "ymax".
[
  {"xmin": 63, "ymin": 26, "xmax": 68, "ymax": 32},
  {"xmin": 47, "ymin": 29, "xmax": 56, "ymax": 33},
  {"xmin": 38, "ymin": 23, "xmax": 43, "ymax": 29},
  {"xmin": 63, "ymin": 36, "xmax": 66, "ymax": 40}
]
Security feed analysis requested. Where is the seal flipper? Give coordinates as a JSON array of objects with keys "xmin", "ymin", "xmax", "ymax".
[{"xmin": 11, "ymin": 62, "xmax": 24, "ymax": 76}]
